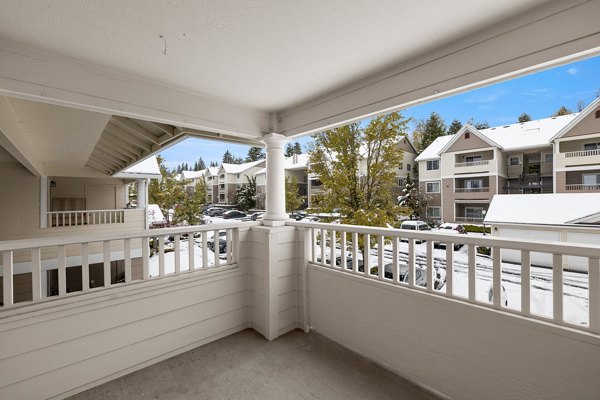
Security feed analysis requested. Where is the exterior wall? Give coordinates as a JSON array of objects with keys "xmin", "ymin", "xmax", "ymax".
[
  {"xmin": 441, "ymin": 178, "xmax": 453, "ymax": 222},
  {"xmin": 555, "ymin": 171, "xmax": 567, "ymax": 193},
  {"xmin": 307, "ymin": 266, "xmax": 600, "ymax": 400},
  {"xmin": 417, "ymin": 160, "xmax": 441, "ymax": 181},
  {"xmin": 561, "ymin": 106, "xmax": 600, "ymax": 138},
  {"xmin": 440, "ymin": 149, "xmax": 496, "ymax": 177},
  {"xmin": 445, "ymin": 131, "xmax": 492, "ymax": 153},
  {"xmin": 50, "ymin": 176, "xmax": 127, "ymax": 211}
]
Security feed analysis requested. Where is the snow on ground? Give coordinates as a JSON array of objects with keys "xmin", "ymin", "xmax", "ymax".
[{"xmin": 316, "ymin": 239, "xmax": 589, "ymax": 327}]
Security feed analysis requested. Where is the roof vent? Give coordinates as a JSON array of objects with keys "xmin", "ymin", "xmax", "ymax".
[{"xmin": 595, "ymin": 110, "xmax": 600, "ymax": 119}]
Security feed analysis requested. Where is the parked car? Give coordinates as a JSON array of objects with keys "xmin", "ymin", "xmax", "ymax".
[
  {"xmin": 400, "ymin": 220, "xmax": 431, "ymax": 244},
  {"xmin": 205, "ymin": 207, "xmax": 225, "ymax": 217},
  {"xmin": 383, "ymin": 262, "xmax": 409, "ymax": 281},
  {"xmin": 402, "ymin": 266, "xmax": 445, "ymax": 290},
  {"xmin": 433, "ymin": 223, "xmax": 467, "ymax": 250},
  {"xmin": 223, "ymin": 210, "xmax": 247, "ymax": 219},
  {"xmin": 207, "ymin": 231, "xmax": 227, "ymax": 252},
  {"xmin": 488, "ymin": 284, "xmax": 508, "ymax": 307},
  {"xmin": 335, "ymin": 256, "xmax": 364, "ymax": 271},
  {"xmin": 242, "ymin": 211, "xmax": 265, "ymax": 221}
]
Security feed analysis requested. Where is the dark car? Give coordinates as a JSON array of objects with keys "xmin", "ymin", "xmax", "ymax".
[
  {"xmin": 207, "ymin": 231, "xmax": 227, "ymax": 252},
  {"xmin": 223, "ymin": 210, "xmax": 247, "ymax": 219}
]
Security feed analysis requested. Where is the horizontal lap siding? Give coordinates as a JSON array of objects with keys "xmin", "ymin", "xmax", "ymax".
[{"xmin": 0, "ymin": 269, "xmax": 250, "ymax": 400}]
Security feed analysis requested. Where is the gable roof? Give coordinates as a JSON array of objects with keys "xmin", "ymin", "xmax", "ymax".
[
  {"xmin": 414, "ymin": 135, "xmax": 453, "ymax": 161},
  {"xmin": 220, "ymin": 160, "xmax": 266, "ymax": 174},
  {"xmin": 113, "ymin": 156, "xmax": 162, "ymax": 180},
  {"xmin": 180, "ymin": 170, "xmax": 206, "ymax": 180},
  {"xmin": 550, "ymin": 97, "xmax": 600, "ymax": 141},
  {"xmin": 255, "ymin": 153, "xmax": 309, "ymax": 175},
  {"xmin": 205, "ymin": 167, "xmax": 220, "ymax": 176},
  {"xmin": 484, "ymin": 194, "xmax": 600, "ymax": 226},
  {"xmin": 437, "ymin": 125, "xmax": 501, "ymax": 155}
]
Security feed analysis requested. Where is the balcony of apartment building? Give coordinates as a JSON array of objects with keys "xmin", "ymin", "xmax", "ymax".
[
  {"xmin": 453, "ymin": 176, "xmax": 492, "ymax": 200},
  {"xmin": 556, "ymin": 139, "xmax": 600, "ymax": 168},
  {"xmin": 562, "ymin": 169, "xmax": 600, "ymax": 192},
  {"xmin": 2, "ymin": 2, "xmax": 600, "ymax": 400},
  {"xmin": 454, "ymin": 203, "xmax": 489, "ymax": 223},
  {"xmin": 452, "ymin": 150, "xmax": 495, "ymax": 174},
  {"xmin": 505, "ymin": 152, "xmax": 553, "ymax": 194}
]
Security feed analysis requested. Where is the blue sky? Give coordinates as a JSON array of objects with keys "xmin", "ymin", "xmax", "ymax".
[{"xmin": 160, "ymin": 55, "xmax": 600, "ymax": 170}]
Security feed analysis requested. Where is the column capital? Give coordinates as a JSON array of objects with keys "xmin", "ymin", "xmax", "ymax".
[{"xmin": 261, "ymin": 133, "xmax": 289, "ymax": 149}]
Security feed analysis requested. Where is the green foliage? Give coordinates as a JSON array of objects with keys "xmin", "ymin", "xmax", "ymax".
[
  {"xmin": 463, "ymin": 224, "xmax": 491, "ymax": 234},
  {"xmin": 285, "ymin": 141, "xmax": 303, "ymax": 157},
  {"xmin": 173, "ymin": 178, "xmax": 207, "ymax": 225},
  {"xmin": 285, "ymin": 176, "xmax": 304, "ymax": 212},
  {"xmin": 223, "ymin": 150, "xmax": 244, "ymax": 164},
  {"xmin": 309, "ymin": 112, "xmax": 408, "ymax": 228},
  {"xmin": 465, "ymin": 118, "xmax": 490, "ymax": 130},
  {"xmin": 398, "ymin": 175, "xmax": 429, "ymax": 220},
  {"xmin": 245, "ymin": 146, "xmax": 265, "ymax": 162},
  {"xmin": 415, "ymin": 112, "xmax": 446, "ymax": 152},
  {"xmin": 209, "ymin": 160, "xmax": 219, "ymax": 167},
  {"xmin": 235, "ymin": 175, "xmax": 257, "ymax": 211},
  {"xmin": 518, "ymin": 113, "xmax": 531, "ymax": 123},
  {"xmin": 477, "ymin": 246, "xmax": 491, "ymax": 256},
  {"xmin": 552, "ymin": 106, "xmax": 572, "ymax": 116},
  {"xmin": 447, "ymin": 119, "xmax": 463, "ymax": 135}
]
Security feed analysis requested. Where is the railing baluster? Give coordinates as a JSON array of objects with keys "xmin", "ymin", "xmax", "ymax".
[
  {"xmin": 392, "ymin": 237, "xmax": 399, "ymax": 284},
  {"xmin": 445, "ymin": 244, "xmax": 453, "ymax": 296},
  {"xmin": 589, "ymin": 257, "xmax": 600, "ymax": 333},
  {"xmin": 124, "ymin": 239, "xmax": 132, "ymax": 283},
  {"xmin": 468, "ymin": 244, "xmax": 476, "ymax": 301},
  {"xmin": 521, "ymin": 250, "xmax": 531, "ymax": 315},
  {"xmin": 214, "ymin": 230, "xmax": 220, "ymax": 267},
  {"xmin": 330, "ymin": 229, "xmax": 336, "ymax": 268},
  {"xmin": 103, "ymin": 241, "xmax": 111, "ymax": 287},
  {"xmin": 364, "ymin": 234, "xmax": 370, "ymax": 276},
  {"xmin": 81, "ymin": 243, "xmax": 89, "ymax": 291},
  {"xmin": 232, "ymin": 228, "xmax": 240, "ymax": 264},
  {"xmin": 58, "ymin": 245, "xmax": 67, "ymax": 296},
  {"xmin": 227, "ymin": 229, "xmax": 233, "ymax": 264},
  {"xmin": 351, "ymin": 232, "xmax": 358, "ymax": 273},
  {"xmin": 142, "ymin": 237, "xmax": 150, "ymax": 279},
  {"xmin": 311, "ymin": 228, "xmax": 316, "ymax": 263},
  {"xmin": 426, "ymin": 239, "xmax": 434, "ymax": 291},
  {"xmin": 492, "ymin": 247, "xmax": 502, "ymax": 308},
  {"xmin": 174, "ymin": 234, "xmax": 181, "ymax": 274},
  {"xmin": 31, "ymin": 247, "xmax": 42, "ymax": 301},
  {"xmin": 189, "ymin": 232, "xmax": 195, "ymax": 271},
  {"xmin": 408, "ymin": 238, "xmax": 415, "ymax": 287},
  {"xmin": 320, "ymin": 228, "xmax": 325, "ymax": 266},
  {"xmin": 158, "ymin": 236, "xmax": 165, "ymax": 276},
  {"xmin": 3, "ymin": 251, "xmax": 14, "ymax": 306},
  {"xmin": 68, "ymin": 212, "xmax": 71, "ymax": 226},
  {"xmin": 553, "ymin": 253, "xmax": 563, "ymax": 322},
  {"xmin": 378, "ymin": 235, "xmax": 384, "ymax": 280},
  {"xmin": 202, "ymin": 232, "xmax": 208, "ymax": 269},
  {"xmin": 340, "ymin": 231, "xmax": 346, "ymax": 272}
]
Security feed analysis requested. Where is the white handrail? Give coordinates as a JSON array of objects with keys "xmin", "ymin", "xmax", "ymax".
[
  {"xmin": 565, "ymin": 149, "xmax": 600, "ymax": 158},
  {"xmin": 454, "ymin": 160, "xmax": 490, "ymax": 167}
]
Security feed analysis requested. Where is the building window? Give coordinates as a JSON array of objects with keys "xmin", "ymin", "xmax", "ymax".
[
  {"xmin": 399, "ymin": 163, "xmax": 403, "ymax": 170},
  {"xmin": 465, "ymin": 207, "xmax": 484, "ymax": 219},
  {"xmin": 427, "ymin": 207, "xmax": 440, "ymax": 219},
  {"xmin": 426, "ymin": 160, "xmax": 439, "ymax": 170},
  {"xmin": 583, "ymin": 142, "xmax": 600, "ymax": 151},
  {"xmin": 426, "ymin": 181, "xmax": 440, "ymax": 193},
  {"xmin": 220, "ymin": 184, "xmax": 225, "ymax": 189},
  {"xmin": 398, "ymin": 178, "xmax": 406, "ymax": 187},
  {"xmin": 583, "ymin": 173, "xmax": 600, "ymax": 186},
  {"xmin": 407, "ymin": 163, "xmax": 412, "ymax": 172},
  {"xmin": 465, "ymin": 132, "xmax": 470, "ymax": 139},
  {"xmin": 465, "ymin": 155, "xmax": 482, "ymax": 163},
  {"xmin": 465, "ymin": 179, "xmax": 483, "ymax": 189},
  {"xmin": 236, "ymin": 173, "xmax": 241, "ymax": 178},
  {"xmin": 508, "ymin": 156, "xmax": 520, "ymax": 166},
  {"xmin": 543, "ymin": 153, "xmax": 553, "ymax": 163}
]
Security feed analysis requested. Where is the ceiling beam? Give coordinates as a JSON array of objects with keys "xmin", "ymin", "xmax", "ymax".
[
  {"xmin": 111, "ymin": 116, "xmax": 160, "ymax": 144},
  {"xmin": 98, "ymin": 135, "xmax": 142, "ymax": 159},
  {"xmin": 147, "ymin": 121, "xmax": 175, "ymax": 137},
  {"xmin": 104, "ymin": 123, "xmax": 153, "ymax": 153},
  {"xmin": 94, "ymin": 142, "xmax": 132, "ymax": 164},
  {"xmin": 89, "ymin": 150, "xmax": 124, "ymax": 169},
  {"xmin": 88, "ymin": 155, "xmax": 118, "ymax": 172},
  {"xmin": 277, "ymin": 0, "xmax": 600, "ymax": 136},
  {"xmin": 85, "ymin": 159, "xmax": 112, "ymax": 175},
  {"xmin": 0, "ymin": 96, "xmax": 45, "ymax": 176}
]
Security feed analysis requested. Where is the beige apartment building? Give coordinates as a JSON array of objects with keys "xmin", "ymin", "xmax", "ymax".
[{"xmin": 416, "ymin": 98, "xmax": 600, "ymax": 223}]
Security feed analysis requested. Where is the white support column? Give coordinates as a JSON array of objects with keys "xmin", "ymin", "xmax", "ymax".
[
  {"xmin": 137, "ymin": 178, "xmax": 149, "ymax": 229},
  {"xmin": 40, "ymin": 176, "xmax": 48, "ymax": 228},
  {"xmin": 262, "ymin": 133, "xmax": 289, "ymax": 225}
]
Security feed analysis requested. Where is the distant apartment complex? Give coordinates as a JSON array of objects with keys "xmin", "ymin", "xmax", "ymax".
[{"xmin": 416, "ymin": 98, "xmax": 600, "ymax": 223}]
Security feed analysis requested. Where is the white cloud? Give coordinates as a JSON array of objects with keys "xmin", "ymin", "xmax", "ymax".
[
  {"xmin": 465, "ymin": 90, "xmax": 507, "ymax": 104},
  {"xmin": 567, "ymin": 67, "xmax": 579, "ymax": 76}
]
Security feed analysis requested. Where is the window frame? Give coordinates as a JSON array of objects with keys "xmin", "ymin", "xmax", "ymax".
[
  {"xmin": 426, "ymin": 206, "xmax": 441, "ymax": 219},
  {"xmin": 426, "ymin": 160, "xmax": 439, "ymax": 170},
  {"xmin": 426, "ymin": 181, "xmax": 440, "ymax": 193}
]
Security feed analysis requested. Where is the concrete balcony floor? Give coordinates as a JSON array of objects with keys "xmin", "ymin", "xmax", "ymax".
[{"xmin": 69, "ymin": 329, "xmax": 439, "ymax": 400}]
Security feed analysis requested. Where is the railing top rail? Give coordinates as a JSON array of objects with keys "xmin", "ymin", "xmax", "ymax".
[
  {"xmin": 0, "ymin": 221, "xmax": 260, "ymax": 252},
  {"xmin": 47, "ymin": 209, "xmax": 136, "ymax": 214},
  {"xmin": 286, "ymin": 220, "xmax": 600, "ymax": 258}
]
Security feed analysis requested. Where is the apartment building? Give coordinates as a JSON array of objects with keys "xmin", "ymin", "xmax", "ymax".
[
  {"xmin": 416, "ymin": 98, "xmax": 600, "ymax": 223},
  {"xmin": 255, "ymin": 153, "xmax": 309, "ymax": 209}
]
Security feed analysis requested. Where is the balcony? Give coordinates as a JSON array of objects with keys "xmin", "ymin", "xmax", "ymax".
[
  {"xmin": 1, "ymin": 220, "xmax": 599, "ymax": 399},
  {"xmin": 454, "ymin": 160, "xmax": 490, "ymax": 168},
  {"xmin": 565, "ymin": 149, "xmax": 600, "ymax": 158},
  {"xmin": 454, "ymin": 216, "xmax": 484, "ymax": 223},
  {"xmin": 454, "ymin": 187, "xmax": 490, "ymax": 193},
  {"xmin": 46, "ymin": 209, "xmax": 137, "ymax": 228},
  {"xmin": 565, "ymin": 184, "xmax": 600, "ymax": 191}
]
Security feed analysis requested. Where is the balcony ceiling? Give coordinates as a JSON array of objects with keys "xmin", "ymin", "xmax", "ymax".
[{"xmin": 0, "ymin": 0, "xmax": 599, "ymax": 176}]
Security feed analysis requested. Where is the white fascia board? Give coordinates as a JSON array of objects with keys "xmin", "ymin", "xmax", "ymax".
[
  {"xmin": 277, "ymin": 0, "xmax": 600, "ymax": 137},
  {"xmin": 0, "ymin": 40, "xmax": 270, "ymax": 140}
]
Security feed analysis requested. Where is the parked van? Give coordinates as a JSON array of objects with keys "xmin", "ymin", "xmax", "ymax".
[{"xmin": 400, "ymin": 220, "xmax": 431, "ymax": 244}]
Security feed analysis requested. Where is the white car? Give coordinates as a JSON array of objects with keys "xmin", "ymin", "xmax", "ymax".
[
  {"xmin": 400, "ymin": 220, "xmax": 431, "ymax": 244},
  {"xmin": 433, "ymin": 223, "xmax": 467, "ymax": 250}
]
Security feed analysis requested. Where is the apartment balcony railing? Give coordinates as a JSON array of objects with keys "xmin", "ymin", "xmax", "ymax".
[
  {"xmin": 454, "ymin": 160, "xmax": 490, "ymax": 168},
  {"xmin": 455, "ymin": 216, "xmax": 484, "ymax": 222},
  {"xmin": 47, "ymin": 209, "xmax": 127, "ymax": 227},
  {"xmin": 564, "ymin": 149, "xmax": 600, "ymax": 158},
  {"xmin": 454, "ymin": 187, "xmax": 490, "ymax": 193},
  {"xmin": 565, "ymin": 184, "xmax": 600, "ymax": 191}
]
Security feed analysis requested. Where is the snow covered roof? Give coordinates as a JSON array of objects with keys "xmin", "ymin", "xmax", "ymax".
[
  {"xmin": 180, "ymin": 170, "xmax": 206, "ymax": 180},
  {"xmin": 113, "ymin": 156, "xmax": 162, "ymax": 180},
  {"xmin": 479, "ymin": 114, "xmax": 577, "ymax": 151},
  {"xmin": 206, "ymin": 167, "xmax": 219, "ymax": 176},
  {"xmin": 485, "ymin": 194, "xmax": 600, "ymax": 226},
  {"xmin": 255, "ymin": 153, "xmax": 309, "ymax": 175},
  {"xmin": 221, "ymin": 160, "xmax": 266, "ymax": 174},
  {"xmin": 415, "ymin": 135, "xmax": 452, "ymax": 161},
  {"xmin": 551, "ymin": 97, "xmax": 600, "ymax": 141}
]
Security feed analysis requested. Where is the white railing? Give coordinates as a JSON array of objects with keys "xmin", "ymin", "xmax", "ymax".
[
  {"xmin": 455, "ymin": 216, "xmax": 484, "ymax": 222},
  {"xmin": 454, "ymin": 160, "xmax": 490, "ymax": 168},
  {"xmin": 47, "ymin": 209, "xmax": 125, "ymax": 227},
  {"xmin": 288, "ymin": 220, "xmax": 600, "ymax": 334},
  {"xmin": 565, "ymin": 184, "xmax": 600, "ymax": 191},
  {"xmin": 0, "ymin": 222, "xmax": 255, "ymax": 308},
  {"xmin": 565, "ymin": 149, "xmax": 600, "ymax": 158},
  {"xmin": 454, "ymin": 187, "xmax": 490, "ymax": 193}
]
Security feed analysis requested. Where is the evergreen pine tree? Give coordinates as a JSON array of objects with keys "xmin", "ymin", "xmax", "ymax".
[{"xmin": 447, "ymin": 119, "xmax": 463, "ymax": 135}]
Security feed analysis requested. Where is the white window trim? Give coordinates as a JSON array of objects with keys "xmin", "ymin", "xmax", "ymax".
[
  {"xmin": 583, "ymin": 142, "xmax": 600, "ymax": 150},
  {"xmin": 427, "ymin": 206, "xmax": 441, "ymax": 218},
  {"xmin": 426, "ymin": 181, "xmax": 440, "ymax": 193},
  {"xmin": 426, "ymin": 160, "xmax": 439, "ymax": 171}
]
